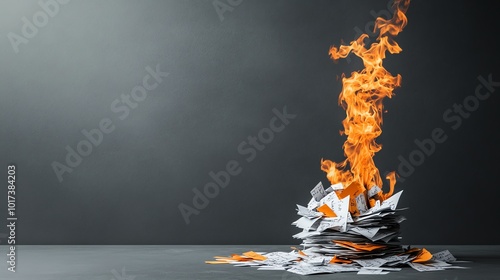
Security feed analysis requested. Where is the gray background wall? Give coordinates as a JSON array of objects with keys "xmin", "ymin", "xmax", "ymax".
[{"xmin": 0, "ymin": 0, "xmax": 498, "ymax": 245}]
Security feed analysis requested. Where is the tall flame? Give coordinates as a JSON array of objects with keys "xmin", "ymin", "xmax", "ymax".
[{"xmin": 321, "ymin": 0, "xmax": 410, "ymax": 202}]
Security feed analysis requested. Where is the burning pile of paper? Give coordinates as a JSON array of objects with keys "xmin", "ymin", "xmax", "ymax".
[
  {"xmin": 292, "ymin": 181, "xmax": 406, "ymax": 259},
  {"xmin": 206, "ymin": 0, "xmax": 470, "ymax": 275},
  {"xmin": 206, "ymin": 182, "xmax": 468, "ymax": 275}
]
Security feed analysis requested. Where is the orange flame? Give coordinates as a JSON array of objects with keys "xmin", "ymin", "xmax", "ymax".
[{"xmin": 321, "ymin": 0, "xmax": 410, "ymax": 202}]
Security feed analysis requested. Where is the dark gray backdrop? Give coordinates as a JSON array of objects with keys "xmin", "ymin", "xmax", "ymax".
[{"xmin": 1, "ymin": 0, "xmax": 499, "ymax": 245}]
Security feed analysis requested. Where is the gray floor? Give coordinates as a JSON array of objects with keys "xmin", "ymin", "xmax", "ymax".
[{"xmin": 0, "ymin": 245, "xmax": 499, "ymax": 279}]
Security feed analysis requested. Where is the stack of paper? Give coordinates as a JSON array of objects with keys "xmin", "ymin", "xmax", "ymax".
[
  {"xmin": 292, "ymin": 181, "xmax": 406, "ymax": 260},
  {"xmin": 206, "ymin": 181, "xmax": 469, "ymax": 275}
]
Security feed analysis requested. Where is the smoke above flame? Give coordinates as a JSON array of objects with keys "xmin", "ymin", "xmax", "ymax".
[{"xmin": 321, "ymin": 0, "xmax": 410, "ymax": 203}]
